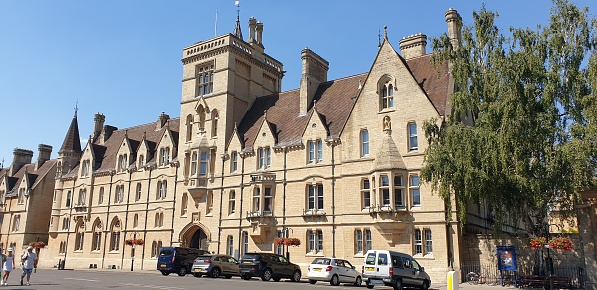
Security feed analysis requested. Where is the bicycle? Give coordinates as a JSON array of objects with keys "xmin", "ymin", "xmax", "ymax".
[{"xmin": 466, "ymin": 272, "xmax": 480, "ymax": 285}]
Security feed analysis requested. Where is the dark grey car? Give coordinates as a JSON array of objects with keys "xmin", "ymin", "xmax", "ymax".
[{"xmin": 191, "ymin": 254, "xmax": 239, "ymax": 279}]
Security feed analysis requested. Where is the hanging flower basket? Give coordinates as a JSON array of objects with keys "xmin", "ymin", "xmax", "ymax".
[
  {"xmin": 527, "ymin": 237, "xmax": 547, "ymax": 250},
  {"xmin": 29, "ymin": 242, "xmax": 46, "ymax": 249},
  {"xmin": 273, "ymin": 238, "xmax": 301, "ymax": 247},
  {"xmin": 549, "ymin": 237, "xmax": 574, "ymax": 252},
  {"xmin": 125, "ymin": 239, "xmax": 145, "ymax": 246}
]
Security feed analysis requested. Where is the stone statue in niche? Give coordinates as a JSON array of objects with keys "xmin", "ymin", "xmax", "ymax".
[{"xmin": 383, "ymin": 116, "xmax": 391, "ymax": 131}]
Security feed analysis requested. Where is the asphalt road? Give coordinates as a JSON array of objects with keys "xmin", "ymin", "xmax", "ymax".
[{"xmin": 0, "ymin": 268, "xmax": 520, "ymax": 290}]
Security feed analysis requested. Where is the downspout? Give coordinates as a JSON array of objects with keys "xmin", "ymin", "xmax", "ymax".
[
  {"xmin": 63, "ymin": 181, "xmax": 76, "ymax": 268},
  {"xmin": 140, "ymin": 167, "xmax": 152, "ymax": 270},
  {"xmin": 120, "ymin": 170, "xmax": 133, "ymax": 269},
  {"xmin": 101, "ymin": 172, "xmax": 114, "ymax": 269},
  {"xmin": 5, "ymin": 190, "xmax": 13, "ymax": 248},
  {"xmin": 282, "ymin": 147, "xmax": 288, "ymax": 259},
  {"xmin": 236, "ymin": 154, "xmax": 245, "ymax": 256},
  {"xmin": 331, "ymin": 142, "xmax": 336, "ymax": 258},
  {"xmin": 169, "ymin": 162, "xmax": 179, "ymax": 245},
  {"xmin": 217, "ymin": 153, "xmax": 226, "ymax": 254},
  {"xmin": 445, "ymin": 197, "xmax": 453, "ymax": 270}
]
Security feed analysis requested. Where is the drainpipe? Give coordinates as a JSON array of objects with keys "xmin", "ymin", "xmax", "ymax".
[
  {"xmin": 282, "ymin": 147, "xmax": 288, "ymax": 259},
  {"xmin": 62, "ymin": 181, "xmax": 76, "ymax": 268},
  {"xmin": 331, "ymin": 142, "xmax": 336, "ymax": 258},
  {"xmin": 140, "ymin": 167, "xmax": 152, "ymax": 270},
  {"xmin": 445, "ymin": 197, "xmax": 453, "ymax": 270},
  {"xmin": 217, "ymin": 153, "xmax": 226, "ymax": 254},
  {"xmin": 5, "ymin": 190, "xmax": 14, "ymax": 249},
  {"xmin": 101, "ymin": 172, "xmax": 115, "ymax": 269},
  {"xmin": 120, "ymin": 170, "xmax": 133, "ymax": 269},
  {"xmin": 236, "ymin": 154, "xmax": 245, "ymax": 256},
  {"xmin": 169, "ymin": 162, "xmax": 180, "ymax": 245}
]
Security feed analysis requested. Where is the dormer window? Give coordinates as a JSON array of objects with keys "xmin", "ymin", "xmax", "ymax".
[
  {"xmin": 378, "ymin": 77, "xmax": 395, "ymax": 110},
  {"xmin": 258, "ymin": 147, "xmax": 271, "ymax": 169},
  {"xmin": 81, "ymin": 160, "xmax": 90, "ymax": 176},
  {"xmin": 138, "ymin": 155, "xmax": 144, "ymax": 168},
  {"xmin": 18, "ymin": 188, "xmax": 25, "ymax": 204},
  {"xmin": 118, "ymin": 154, "xmax": 128, "ymax": 172},
  {"xmin": 196, "ymin": 63, "xmax": 214, "ymax": 97},
  {"xmin": 159, "ymin": 147, "xmax": 170, "ymax": 166}
]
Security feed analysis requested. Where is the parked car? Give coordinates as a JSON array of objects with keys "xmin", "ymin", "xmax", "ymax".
[
  {"xmin": 157, "ymin": 247, "xmax": 210, "ymax": 276},
  {"xmin": 307, "ymin": 257, "xmax": 362, "ymax": 286},
  {"xmin": 362, "ymin": 250, "xmax": 431, "ymax": 290},
  {"xmin": 191, "ymin": 254, "xmax": 239, "ymax": 278},
  {"xmin": 238, "ymin": 253, "xmax": 302, "ymax": 282}
]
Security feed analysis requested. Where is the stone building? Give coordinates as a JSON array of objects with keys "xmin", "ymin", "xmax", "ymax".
[
  {"xmin": 0, "ymin": 146, "xmax": 57, "ymax": 251},
  {"xmin": 44, "ymin": 8, "xmax": 471, "ymax": 283}
]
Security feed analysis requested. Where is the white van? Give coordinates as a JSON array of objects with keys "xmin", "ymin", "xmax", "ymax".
[{"xmin": 362, "ymin": 250, "xmax": 431, "ymax": 290}]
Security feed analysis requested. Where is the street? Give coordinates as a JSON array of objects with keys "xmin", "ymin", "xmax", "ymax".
[{"xmin": 4, "ymin": 268, "xmax": 520, "ymax": 290}]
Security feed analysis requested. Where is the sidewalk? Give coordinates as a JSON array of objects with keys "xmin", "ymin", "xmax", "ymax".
[{"xmin": 432, "ymin": 283, "xmax": 518, "ymax": 290}]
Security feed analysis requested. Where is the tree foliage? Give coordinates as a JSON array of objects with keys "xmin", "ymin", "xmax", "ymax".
[{"xmin": 422, "ymin": 0, "xmax": 597, "ymax": 234}]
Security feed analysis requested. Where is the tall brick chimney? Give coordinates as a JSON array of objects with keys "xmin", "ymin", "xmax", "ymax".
[
  {"xmin": 35, "ymin": 144, "xmax": 52, "ymax": 170},
  {"xmin": 92, "ymin": 113, "xmax": 105, "ymax": 142},
  {"xmin": 399, "ymin": 33, "xmax": 427, "ymax": 59},
  {"xmin": 157, "ymin": 112, "xmax": 170, "ymax": 130},
  {"xmin": 10, "ymin": 148, "xmax": 33, "ymax": 175},
  {"xmin": 299, "ymin": 48, "xmax": 329, "ymax": 116}
]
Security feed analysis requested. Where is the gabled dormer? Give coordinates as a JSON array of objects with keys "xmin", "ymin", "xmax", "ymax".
[
  {"xmin": 301, "ymin": 105, "xmax": 329, "ymax": 165},
  {"xmin": 136, "ymin": 133, "xmax": 151, "ymax": 169},
  {"xmin": 226, "ymin": 123, "xmax": 244, "ymax": 174},
  {"xmin": 252, "ymin": 112, "xmax": 276, "ymax": 170},
  {"xmin": 156, "ymin": 128, "xmax": 177, "ymax": 167},
  {"xmin": 79, "ymin": 138, "xmax": 95, "ymax": 178},
  {"xmin": 116, "ymin": 132, "xmax": 135, "ymax": 173}
]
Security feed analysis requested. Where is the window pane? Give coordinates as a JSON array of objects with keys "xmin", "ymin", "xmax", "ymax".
[
  {"xmin": 424, "ymin": 229, "xmax": 433, "ymax": 254},
  {"xmin": 308, "ymin": 185, "xmax": 315, "ymax": 210},
  {"xmin": 356, "ymin": 230, "xmax": 363, "ymax": 254},
  {"xmin": 317, "ymin": 184, "xmax": 324, "ymax": 210},
  {"xmin": 365, "ymin": 230, "xmax": 372, "ymax": 251},
  {"xmin": 414, "ymin": 230, "xmax": 422, "ymax": 254}
]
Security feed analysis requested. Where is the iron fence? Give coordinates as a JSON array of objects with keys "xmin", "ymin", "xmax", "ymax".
[{"xmin": 460, "ymin": 263, "xmax": 586, "ymax": 289}]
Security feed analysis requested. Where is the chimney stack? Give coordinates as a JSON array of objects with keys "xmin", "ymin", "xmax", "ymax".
[
  {"xmin": 92, "ymin": 112, "xmax": 105, "ymax": 142},
  {"xmin": 445, "ymin": 8, "xmax": 462, "ymax": 49},
  {"xmin": 299, "ymin": 48, "xmax": 329, "ymax": 116},
  {"xmin": 256, "ymin": 21, "xmax": 263, "ymax": 45},
  {"xmin": 157, "ymin": 112, "xmax": 170, "ymax": 130},
  {"xmin": 248, "ymin": 17, "xmax": 256, "ymax": 43},
  {"xmin": 36, "ymin": 144, "xmax": 52, "ymax": 170},
  {"xmin": 10, "ymin": 148, "xmax": 33, "ymax": 175},
  {"xmin": 399, "ymin": 33, "xmax": 427, "ymax": 59}
]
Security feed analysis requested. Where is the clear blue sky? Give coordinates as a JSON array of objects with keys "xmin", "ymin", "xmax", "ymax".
[{"xmin": 0, "ymin": 0, "xmax": 594, "ymax": 166}]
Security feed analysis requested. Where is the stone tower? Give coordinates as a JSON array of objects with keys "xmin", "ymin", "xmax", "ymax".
[
  {"xmin": 178, "ymin": 16, "xmax": 284, "ymax": 178},
  {"xmin": 57, "ymin": 111, "xmax": 82, "ymax": 176}
]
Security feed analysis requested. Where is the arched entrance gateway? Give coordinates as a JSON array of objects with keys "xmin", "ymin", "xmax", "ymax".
[{"xmin": 180, "ymin": 223, "xmax": 210, "ymax": 250}]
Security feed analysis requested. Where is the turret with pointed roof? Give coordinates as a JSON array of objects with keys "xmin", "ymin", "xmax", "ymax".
[{"xmin": 57, "ymin": 110, "xmax": 83, "ymax": 176}]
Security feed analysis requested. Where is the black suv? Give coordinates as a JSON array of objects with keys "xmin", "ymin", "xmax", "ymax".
[{"xmin": 239, "ymin": 253, "xmax": 302, "ymax": 282}]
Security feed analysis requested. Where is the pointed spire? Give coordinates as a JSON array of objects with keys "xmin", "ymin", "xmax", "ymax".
[
  {"xmin": 59, "ymin": 108, "xmax": 82, "ymax": 154},
  {"xmin": 233, "ymin": 1, "xmax": 243, "ymax": 39},
  {"xmin": 263, "ymin": 109, "xmax": 267, "ymax": 120}
]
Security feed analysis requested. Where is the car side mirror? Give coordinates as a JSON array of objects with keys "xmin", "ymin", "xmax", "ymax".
[
  {"xmin": 351, "ymin": 266, "xmax": 355, "ymax": 270},
  {"xmin": 420, "ymin": 267, "xmax": 424, "ymax": 272}
]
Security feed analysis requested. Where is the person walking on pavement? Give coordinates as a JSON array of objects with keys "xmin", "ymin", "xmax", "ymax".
[
  {"xmin": 2, "ymin": 248, "xmax": 15, "ymax": 286},
  {"xmin": 20, "ymin": 246, "xmax": 37, "ymax": 286}
]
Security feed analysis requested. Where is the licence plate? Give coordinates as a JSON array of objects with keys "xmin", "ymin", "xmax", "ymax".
[
  {"xmin": 160, "ymin": 264, "xmax": 166, "ymax": 268},
  {"xmin": 365, "ymin": 267, "xmax": 375, "ymax": 271},
  {"xmin": 243, "ymin": 261, "xmax": 251, "ymax": 264},
  {"xmin": 194, "ymin": 268, "xmax": 203, "ymax": 272},
  {"xmin": 313, "ymin": 268, "xmax": 322, "ymax": 272}
]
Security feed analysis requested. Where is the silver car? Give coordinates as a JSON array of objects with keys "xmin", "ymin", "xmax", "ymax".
[{"xmin": 191, "ymin": 254, "xmax": 239, "ymax": 279}]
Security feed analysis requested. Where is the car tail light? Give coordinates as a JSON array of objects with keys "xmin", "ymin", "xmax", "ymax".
[
  {"xmin": 326, "ymin": 266, "xmax": 333, "ymax": 272},
  {"xmin": 361, "ymin": 266, "xmax": 364, "ymax": 274},
  {"xmin": 171, "ymin": 255, "xmax": 175, "ymax": 264},
  {"xmin": 308, "ymin": 266, "xmax": 310, "ymax": 271},
  {"xmin": 204, "ymin": 259, "xmax": 212, "ymax": 264},
  {"xmin": 389, "ymin": 267, "xmax": 394, "ymax": 276}
]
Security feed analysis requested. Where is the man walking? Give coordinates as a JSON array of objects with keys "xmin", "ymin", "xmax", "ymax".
[{"xmin": 20, "ymin": 246, "xmax": 37, "ymax": 286}]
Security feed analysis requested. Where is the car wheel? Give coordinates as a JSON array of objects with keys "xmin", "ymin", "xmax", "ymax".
[
  {"xmin": 273, "ymin": 277, "xmax": 281, "ymax": 282},
  {"xmin": 393, "ymin": 278, "xmax": 402, "ymax": 290},
  {"xmin": 161, "ymin": 271, "xmax": 170, "ymax": 276},
  {"xmin": 193, "ymin": 273, "xmax": 202, "ymax": 278},
  {"xmin": 309, "ymin": 279, "xmax": 317, "ymax": 284},
  {"xmin": 420, "ymin": 280, "xmax": 430, "ymax": 290},
  {"xmin": 261, "ymin": 268, "xmax": 272, "ymax": 281},
  {"xmin": 210, "ymin": 267, "xmax": 221, "ymax": 278},
  {"xmin": 291, "ymin": 270, "xmax": 302, "ymax": 282},
  {"xmin": 355, "ymin": 276, "xmax": 363, "ymax": 286},
  {"xmin": 177, "ymin": 266, "xmax": 187, "ymax": 276},
  {"xmin": 330, "ymin": 274, "xmax": 340, "ymax": 286},
  {"xmin": 241, "ymin": 274, "xmax": 251, "ymax": 280},
  {"xmin": 225, "ymin": 275, "xmax": 232, "ymax": 279}
]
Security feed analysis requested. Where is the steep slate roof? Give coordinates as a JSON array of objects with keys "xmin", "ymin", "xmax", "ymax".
[
  {"xmin": 90, "ymin": 118, "xmax": 180, "ymax": 172},
  {"xmin": 59, "ymin": 114, "xmax": 82, "ymax": 154},
  {"xmin": 237, "ymin": 51, "xmax": 450, "ymax": 149},
  {"xmin": 4, "ymin": 160, "xmax": 56, "ymax": 195},
  {"xmin": 405, "ymin": 54, "xmax": 450, "ymax": 116}
]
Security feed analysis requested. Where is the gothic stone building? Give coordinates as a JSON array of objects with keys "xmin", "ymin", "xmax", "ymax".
[
  {"xmin": 0, "ymin": 146, "xmax": 57, "ymax": 251},
  {"xmin": 44, "ymin": 9, "xmax": 466, "ymax": 283}
]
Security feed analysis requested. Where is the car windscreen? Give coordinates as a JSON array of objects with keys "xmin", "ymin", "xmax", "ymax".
[
  {"xmin": 365, "ymin": 253, "xmax": 376, "ymax": 265},
  {"xmin": 160, "ymin": 248, "xmax": 174, "ymax": 256},
  {"xmin": 311, "ymin": 258, "xmax": 331, "ymax": 265},
  {"xmin": 196, "ymin": 255, "xmax": 212, "ymax": 261},
  {"xmin": 241, "ymin": 254, "xmax": 260, "ymax": 260}
]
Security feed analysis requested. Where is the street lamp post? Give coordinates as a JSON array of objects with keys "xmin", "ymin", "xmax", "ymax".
[
  {"xmin": 544, "ymin": 224, "xmax": 554, "ymax": 290},
  {"xmin": 284, "ymin": 228, "xmax": 293, "ymax": 260},
  {"xmin": 130, "ymin": 232, "xmax": 137, "ymax": 272}
]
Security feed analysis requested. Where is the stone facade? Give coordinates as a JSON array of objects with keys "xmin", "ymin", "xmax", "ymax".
[{"xmin": 41, "ymin": 8, "xmax": 481, "ymax": 284}]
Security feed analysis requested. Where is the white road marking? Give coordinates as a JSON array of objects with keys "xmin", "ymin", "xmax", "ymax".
[
  {"xmin": 64, "ymin": 277, "xmax": 98, "ymax": 282},
  {"xmin": 119, "ymin": 283, "xmax": 185, "ymax": 290}
]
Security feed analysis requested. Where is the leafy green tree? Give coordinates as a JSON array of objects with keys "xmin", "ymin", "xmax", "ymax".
[{"xmin": 422, "ymin": 0, "xmax": 597, "ymax": 234}]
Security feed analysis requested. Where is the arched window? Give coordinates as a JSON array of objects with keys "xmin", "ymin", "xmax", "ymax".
[
  {"xmin": 151, "ymin": 241, "xmax": 159, "ymax": 258},
  {"xmin": 191, "ymin": 152, "xmax": 198, "ymax": 176},
  {"xmin": 242, "ymin": 231, "xmax": 249, "ymax": 255},
  {"xmin": 110, "ymin": 218, "xmax": 121, "ymax": 251},
  {"xmin": 138, "ymin": 155, "xmax": 144, "ymax": 168},
  {"xmin": 78, "ymin": 189, "xmax": 86, "ymax": 206},
  {"xmin": 157, "ymin": 181, "xmax": 167, "ymax": 200},
  {"xmin": 360, "ymin": 130, "xmax": 369, "ymax": 157},
  {"xmin": 159, "ymin": 148, "xmax": 170, "ymax": 166},
  {"xmin": 136, "ymin": 183, "xmax": 142, "ymax": 201},
  {"xmin": 206, "ymin": 191, "xmax": 213, "ymax": 215},
  {"xmin": 160, "ymin": 213, "xmax": 164, "ymax": 227},
  {"xmin": 228, "ymin": 191, "xmax": 236, "ymax": 215},
  {"xmin": 98, "ymin": 187, "xmax": 104, "ymax": 204},
  {"xmin": 133, "ymin": 214, "xmax": 139, "ymax": 228},
  {"xmin": 118, "ymin": 154, "xmax": 128, "ymax": 172},
  {"xmin": 186, "ymin": 114, "xmax": 194, "ymax": 142},
  {"xmin": 211, "ymin": 110, "xmax": 219, "ymax": 138},
  {"xmin": 12, "ymin": 215, "xmax": 20, "ymax": 232},
  {"xmin": 154, "ymin": 213, "xmax": 160, "ymax": 228},
  {"xmin": 181, "ymin": 193, "xmax": 188, "ymax": 216},
  {"xmin": 115, "ymin": 185, "xmax": 124, "ymax": 203},
  {"xmin": 380, "ymin": 79, "xmax": 394, "ymax": 109},
  {"xmin": 92, "ymin": 220, "xmax": 102, "ymax": 251},
  {"xmin": 74, "ymin": 220, "xmax": 84, "ymax": 251},
  {"xmin": 408, "ymin": 122, "xmax": 418, "ymax": 151},
  {"xmin": 227, "ymin": 236, "xmax": 234, "ymax": 256}
]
